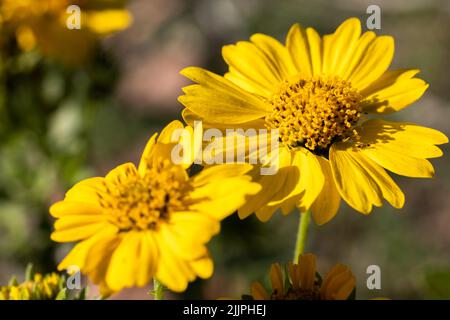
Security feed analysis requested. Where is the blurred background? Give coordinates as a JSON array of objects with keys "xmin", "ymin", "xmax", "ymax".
[{"xmin": 0, "ymin": 0, "xmax": 449, "ymax": 299}]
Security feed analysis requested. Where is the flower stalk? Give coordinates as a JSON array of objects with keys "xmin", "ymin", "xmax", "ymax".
[
  {"xmin": 293, "ymin": 210, "xmax": 311, "ymax": 262},
  {"xmin": 153, "ymin": 278, "xmax": 164, "ymax": 300}
]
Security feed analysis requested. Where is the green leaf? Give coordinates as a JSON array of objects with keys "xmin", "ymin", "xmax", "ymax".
[
  {"xmin": 56, "ymin": 288, "xmax": 68, "ymax": 300},
  {"xmin": 25, "ymin": 263, "xmax": 34, "ymax": 282},
  {"xmin": 8, "ymin": 276, "xmax": 18, "ymax": 286},
  {"xmin": 77, "ymin": 287, "xmax": 87, "ymax": 300}
]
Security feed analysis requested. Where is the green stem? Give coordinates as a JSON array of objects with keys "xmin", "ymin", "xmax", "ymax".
[
  {"xmin": 153, "ymin": 278, "xmax": 164, "ymax": 300},
  {"xmin": 293, "ymin": 210, "xmax": 311, "ymax": 262}
]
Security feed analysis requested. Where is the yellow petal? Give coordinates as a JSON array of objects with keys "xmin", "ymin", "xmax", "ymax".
[
  {"xmin": 189, "ymin": 176, "xmax": 261, "ymax": 220},
  {"xmin": 57, "ymin": 224, "xmax": 118, "ymax": 271},
  {"xmin": 260, "ymin": 148, "xmax": 323, "ymax": 213},
  {"xmin": 191, "ymin": 164, "xmax": 253, "ymax": 186},
  {"xmin": 182, "ymin": 108, "xmax": 266, "ymax": 130},
  {"xmin": 155, "ymin": 236, "xmax": 196, "ymax": 292},
  {"xmin": 105, "ymin": 231, "xmax": 143, "ymax": 291},
  {"xmin": 322, "ymin": 18, "xmax": 362, "ymax": 77},
  {"xmin": 321, "ymin": 34, "xmax": 333, "ymax": 76},
  {"xmin": 311, "ymin": 156, "xmax": 341, "ymax": 225},
  {"xmin": 292, "ymin": 149, "xmax": 325, "ymax": 212},
  {"xmin": 270, "ymin": 263, "xmax": 284, "ymax": 296},
  {"xmin": 361, "ymin": 69, "xmax": 420, "ymax": 95},
  {"xmin": 64, "ymin": 177, "xmax": 106, "ymax": 205},
  {"xmin": 85, "ymin": 10, "xmax": 131, "ymax": 35},
  {"xmin": 83, "ymin": 232, "xmax": 122, "ymax": 286},
  {"xmin": 348, "ymin": 36, "xmax": 394, "ymax": 91},
  {"xmin": 255, "ymin": 204, "xmax": 279, "ymax": 222},
  {"xmin": 341, "ymin": 31, "xmax": 376, "ymax": 80},
  {"xmin": 238, "ymin": 168, "xmax": 290, "ymax": 220},
  {"xmin": 135, "ymin": 231, "xmax": 159, "ymax": 287},
  {"xmin": 347, "ymin": 151, "xmax": 405, "ymax": 209},
  {"xmin": 330, "ymin": 142, "xmax": 405, "ymax": 213},
  {"xmin": 57, "ymin": 237, "xmax": 96, "ymax": 272},
  {"xmin": 224, "ymin": 67, "xmax": 272, "ymax": 97},
  {"xmin": 286, "ymin": 23, "xmax": 312, "ymax": 77},
  {"xmin": 190, "ymin": 254, "xmax": 214, "ymax": 279},
  {"xmin": 50, "ymin": 201, "xmax": 103, "ymax": 218},
  {"xmin": 165, "ymin": 211, "xmax": 219, "ymax": 250},
  {"xmin": 83, "ymin": 231, "xmax": 154, "ymax": 292},
  {"xmin": 280, "ymin": 195, "xmax": 301, "ymax": 215},
  {"xmin": 158, "ymin": 120, "xmax": 185, "ymax": 143},
  {"xmin": 51, "ymin": 220, "xmax": 109, "ymax": 242},
  {"xmin": 53, "ymin": 214, "xmax": 106, "ymax": 230},
  {"xmin": 179, "ymin": 67, "xmax": 269, "ymax": 124},
  {"xmin": 358, "ymin": 119, "xmax": 447, "ymax": 159},
  {"xmin": 298, "ymin": 253, "xmax": 316, "ymax": 291},
  {"xmin": 358, "ymin": 119, "xmax": 447, "ymax": 178},
  {"xmin": 361, "ymin": 69, "xmax": 428, "ymax": 114},
  {"xmin": 251, "ymin": 282, "xmax": 269, "ymax": 300},
  {"xmin": 137, "ymin": 133, "xmax": 158, "ymax": 176},
  {"xmin": 362, "ymin": 145, "xmax": 435, "ymax": 178},
  {"xmin": 250, "ymin": 33, "xmax": 297, "ymax": 79},
  {"xmin": 262, "ymin": 165, "xmax": 300, "ymax": 207},
  {"xmin": 321, "ymin": 264, "xmax": 355, "ymax": 300},
  {"xmin": 105, "ymin": 162, "xmax": 137, "ymax": 182},
  {"xmin": 222, "ymin": 41, "xmax": 282, "ymax": 96},
  {"xmin": 237, "ymin": 149, "xmax": 293, "ymax": 219},
  {"xmin": 330, "ymin": 143, "xmax": 382, "ymax": 214},
  {"xmin": 288, "ymin": 262, "xmax": 301, "ymax": 290},
  {"xmin": 306, "ymin": 28, "xmax": 322, "ymax": 76}
]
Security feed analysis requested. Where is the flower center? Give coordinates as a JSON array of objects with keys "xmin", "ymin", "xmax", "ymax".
[
  {"xmin": 98, "ymin": 160, "xmax": 187, "ymax": 231},
  {"xmin": 284, "ymin": 288, "xmax": 321, "ymax": 300},
  {"xmin": 270, "ymin": 286, "xmax": 321, "ymax": 300},
  {"xmin": 264, "ymin": 76, "xmax": 362, "ymax": 152}
]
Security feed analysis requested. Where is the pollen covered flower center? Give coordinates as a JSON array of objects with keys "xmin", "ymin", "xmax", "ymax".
[
  {"xmin": 265, "ymin": 76, "xmax": 362, "ymax": 151},
  {"xmin": 284, "ymin": 288, "xmax": 321, "ymax": 300},
  {"xmin": 99, "ymin": 160, "xmax": 187, "ymax": 231}
]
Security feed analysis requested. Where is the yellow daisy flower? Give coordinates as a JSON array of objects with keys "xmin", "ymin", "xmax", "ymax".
[
  {"xmin": 0, "ymin": 271, "xmax": 65, "ymax": 300},
  {"xmin": 250, "ymin": 253, "xmax": 355, "ymax": 300},
  {"xmin": 1, "ymin": 0, "xmax": 131, "ymax": 64},
  {"xmin": 178, "ymin": 17, "xmax": 448, "ymax": 224},
  {"xmin": 49, "ymin": 121, "xmax": 260, "ymax": 295}
]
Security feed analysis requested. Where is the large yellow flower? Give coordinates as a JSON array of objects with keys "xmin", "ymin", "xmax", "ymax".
[
  {"xmin": 49, "ymin": 121, "xmax": 260, "ymax": 294},
  {"xmin": 178, "ymin": 17, "xmax": 448, "ymax": 224},
  {"xmin": 1, "ymin": 0, "xmax": 131, "ymax": 64},
  {"xmin": 250, "ymin": 253, "xmax": 355, "ymax": 300}
]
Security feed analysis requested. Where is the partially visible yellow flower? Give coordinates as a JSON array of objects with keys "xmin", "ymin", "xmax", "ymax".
[
  {"xmin": 50, "ymin": 120, "xmax": 261, "ymax": 295},
  {"xmin": 1, "ymin": 0, "xmax": 131, "ymax": 64},
  {"xmin": 178, "ymin": 17, "xmax": 448, "ymax": 224},
  {"xmin": 250, "ymin": 253, "xmax": 355, "ymax": 300},
  {"xmin": 0, "ymin": 272, "xmax": 64, "ymax": 300}
]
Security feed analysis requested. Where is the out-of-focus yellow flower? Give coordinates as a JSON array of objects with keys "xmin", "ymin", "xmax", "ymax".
[
  {"xmin": 0, "ymin": 0, "xmax": 132, "ymax": 65},
  {"xmin": 250, "ymin": 253, "xmax": 355, "ymax": 300},
  {"xmin": 178, "ymin": 17, "xmax": 448, "ymax": 224},
  {"xmin": 49, "ymin": 121, "xmax": 261, "ymax": 295},
  {"xmin": 0, "ymin": 272, "xmax": 64, "ymax": 300}
]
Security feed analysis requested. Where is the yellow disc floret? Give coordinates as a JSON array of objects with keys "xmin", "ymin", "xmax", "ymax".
[
  {"xmin": 265, "ymin": 76, "xmax": 362, "ymax": 151},
  {"xmin": 98, "ymin": 159, "xmax": 187, "ymax": 231},
  {"xmin": 0, "ymin": 273, "xmax": 63, "ymax": 300}
]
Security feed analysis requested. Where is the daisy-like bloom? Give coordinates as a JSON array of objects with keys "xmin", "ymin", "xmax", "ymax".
[
  {"xmin": 0, "ymin": 0, "xmax": 131, "ymax": 65},
  {"xmin": 250, "ymin": 253, "xmax": 355, "ymax": 300},
  {"xmin": 50, "ymin": 121, "xmax": 260, "ymax": 295},
  {"xmin": 0, "ymin": 272, "xmax": 65, "ymax": 300},
  {"xmin": 178, "ymin": 17, "xmax": 448, "ymax": 224}
]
